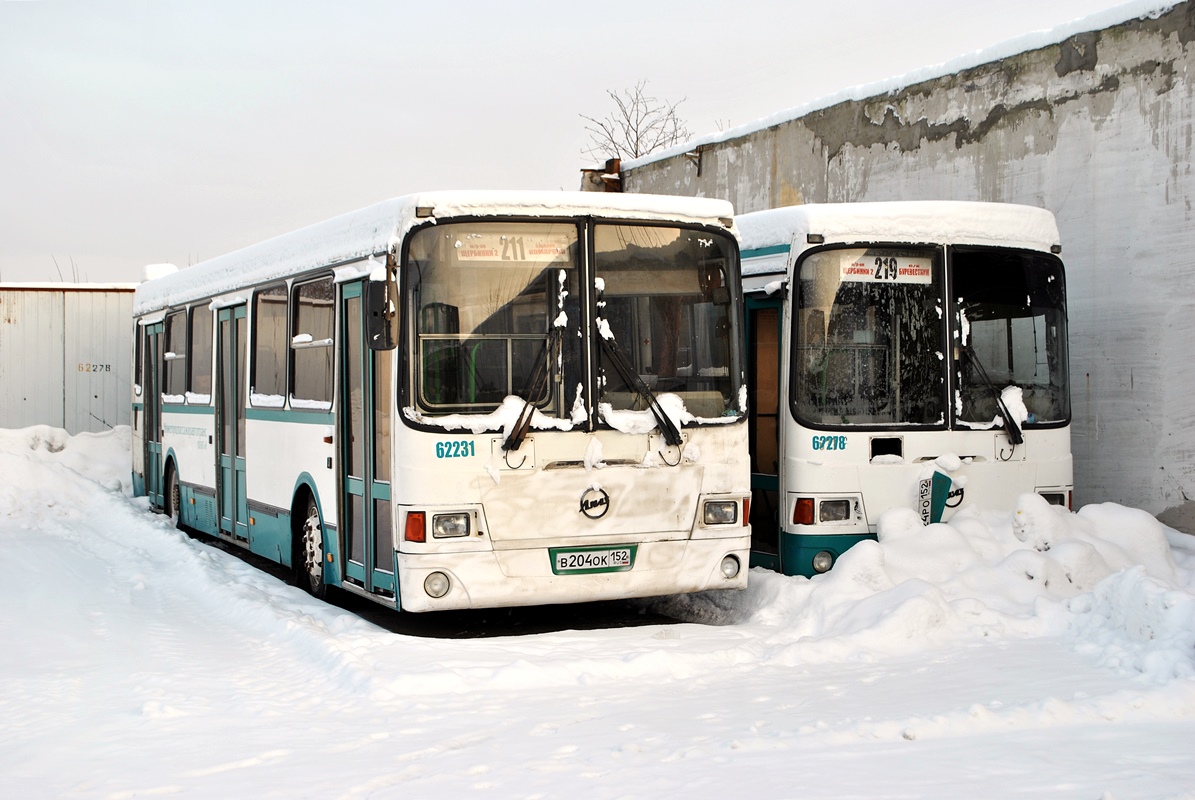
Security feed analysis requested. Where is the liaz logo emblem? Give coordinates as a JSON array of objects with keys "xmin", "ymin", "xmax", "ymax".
[{"xmin": 579, "ymin": 487, "xmax": 610, "ymax": 519}]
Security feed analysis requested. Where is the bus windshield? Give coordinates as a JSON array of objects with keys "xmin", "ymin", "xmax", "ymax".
[
  {"xmin": 595, "ymin": 224, "xmax": 739, "ymax": 421},
  {"xmin": 407, "ymin": 221, "xmax": 581, "ymax": 415},
  {"xmin": 791, "ymin": 244, "xmax": 1069, "ymax": 430},
  {"xmin": 406, "ymin": 219, "xmax": 742, "ymax": 424},
  {"xmin": 952, "ymin": 249, "xmax": 1069, "ymax": 427},
  {"xmin": 793, "ymin": 247, "xmax": 945, "ymax": 426}
]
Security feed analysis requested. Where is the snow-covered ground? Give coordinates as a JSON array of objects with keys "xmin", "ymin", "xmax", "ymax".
[{"xmin": 1, "ymin": 426, "xmax": 1193, "ymax": 798}]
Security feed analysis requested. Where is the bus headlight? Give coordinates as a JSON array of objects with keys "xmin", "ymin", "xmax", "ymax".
[
  {"xmin": 704, "ymin": 501, "xmax": 738, "ymax": 525},
  {"xmin": 432, "ymin": 513, "xmax": 470, "ymax": 538},
  {"xmin": 424, "ymin": 571, "xmax": 451, "ymax": 598},
  {"xmin": 720, "ymin": 555, "xmax": 741, "ymax": 579},
  {"xmin": 811, "ymin": 550, "xmax": 835, "ymax": 573},
  {"xmin": 819, "ymin": 499, "xmax": 851, "ymax": 522}
]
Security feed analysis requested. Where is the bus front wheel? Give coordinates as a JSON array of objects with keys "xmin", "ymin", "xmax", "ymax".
[{"xmin": 298, "ymin": 496, "xmax": 327, "ymax": 600}]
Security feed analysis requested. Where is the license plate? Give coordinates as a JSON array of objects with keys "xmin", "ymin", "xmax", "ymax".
[{"xmin": 550, "ymin": 545, "xmax": 636, "ymax": 575}]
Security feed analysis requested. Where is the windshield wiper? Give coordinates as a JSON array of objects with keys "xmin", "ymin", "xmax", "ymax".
[
  {"xmin": 962, "ymin": 343, "xmax": 1023, "ymax": 445},
  {"xmin": 598, "ymin": 335, "xmax": 683, "ymax": 448},
  {"xmin": 502, "ymin": 328, "xmax": 559, "ymax": 453}
]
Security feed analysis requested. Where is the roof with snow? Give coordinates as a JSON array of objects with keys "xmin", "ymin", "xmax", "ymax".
[
  {"xmin": 134, "ymin": 190, "xmax": 735, "ymax": 316},
  {"xmin": 738, "ymin": 201, "xmax": 1062, "ymax": 278}
]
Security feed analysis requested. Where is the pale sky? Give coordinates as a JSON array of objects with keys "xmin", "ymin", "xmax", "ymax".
[{"xmin": 0, "ymin": 0, "xmax": 1132, "ymax": 283}]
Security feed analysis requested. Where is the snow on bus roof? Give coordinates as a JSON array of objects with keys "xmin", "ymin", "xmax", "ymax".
[
  {"xmin": 133, "ymin": 191, "xmax": 735, "ymax": 315},
  {"xmin": 738, "ymin": 201, "xmax": 1061, "ymax": 277}
]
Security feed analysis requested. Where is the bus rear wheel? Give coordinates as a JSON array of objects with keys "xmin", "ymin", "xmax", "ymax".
[
  {"xmin": 166, "ymin": 467, "xmax": 181, "ymax": 529},
  {"xmin": 298, "ymin": 497, "xmax": 327, "ymax": 599}
]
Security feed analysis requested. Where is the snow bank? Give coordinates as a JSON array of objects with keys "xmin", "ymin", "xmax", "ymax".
[
  {"xmin": 0, "ymin": 425, "xmax": 133, "ymax": 497},
  {"xmin": 655, "ymin": 494, "xmax": 1195, "ymax": 684},
  {"xmin": 2, "ymin": 425, "xmax": 1194, "ymax": 796},
  {"xmin": 4, "ymin": 425, "xmax": 1192, "ymax": 690}
]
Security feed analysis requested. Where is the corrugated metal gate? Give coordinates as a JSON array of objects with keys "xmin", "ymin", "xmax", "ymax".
[{"xmin": 0, "ymin": 284, "xmax": 135, "ymax": 434}]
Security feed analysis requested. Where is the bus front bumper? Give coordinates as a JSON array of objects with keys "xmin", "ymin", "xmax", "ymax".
[{"xmin": 395, "ymin": 537, "xmax": 749, "ymax": 612}]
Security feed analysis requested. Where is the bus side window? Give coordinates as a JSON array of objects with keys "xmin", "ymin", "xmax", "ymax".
[
  {"xmin": 163, "ymin": 310, "xmax": 187, "ymax": 400},
  {"xmin": 252, "ymin": 284, "xmax": 288, "ymax": 406},
  {"xmin": 189, "ymin": 306, "xmax": 213, "ymax": 400},
  {"xmin": 292, "ymin": 277, "xmax": 335, "ymax": 409}
]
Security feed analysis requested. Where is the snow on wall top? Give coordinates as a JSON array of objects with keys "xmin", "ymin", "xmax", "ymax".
[
  {"xmin": 623, "ymin": 0, "xmax": 1173, "ymax": 172},
  {"xmin": 0, "ymin": 282, "xmax": 138, "ymax": 292},
  {"xmin": 738, "ymin": 201, "xmax": 1061, "ymax": 276},
  {"xmin": 134, "ymin": 190, "xmax": 735, "ymax": 315}
]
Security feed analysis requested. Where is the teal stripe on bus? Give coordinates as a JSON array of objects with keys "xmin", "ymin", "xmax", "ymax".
[
  {"xmin": 245, "ymin": 408, "xmax": 335, "ymax": 425},
  {"xmin": 741, "ymin": 244, "xmax": 790, "ymax": 260},
  {"xmin": 161, "ymin": 404, "xmax": 215, "ymax": 415}
]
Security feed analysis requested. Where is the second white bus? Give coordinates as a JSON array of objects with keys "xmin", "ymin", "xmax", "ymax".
[{"xmin": 737, "ymin": 201, "xmax": 1072, "ymax": 575}]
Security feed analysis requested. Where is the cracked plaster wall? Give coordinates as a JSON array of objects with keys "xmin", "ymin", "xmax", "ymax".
[{"xmin": 625, "ymin": 4, "xmax": 1195, "ymax": 527}]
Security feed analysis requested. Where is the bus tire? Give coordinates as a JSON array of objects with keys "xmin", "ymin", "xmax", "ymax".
[
  {"xmin": 165, "ymin": 465, "xmax": 181, "ymax": 529},
  {"xmin": 297, "ymin": 495, "xmax": 327, "ymax": 599}
]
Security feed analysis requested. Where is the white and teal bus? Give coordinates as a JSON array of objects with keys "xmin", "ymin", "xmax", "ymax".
[
  {"xmin": 738, "ymin": 202, "xmax": 1072, "ymax": 576},
  {"xmin": 132, "ymin": 191, "xmax": 751, "ymax": 612}
]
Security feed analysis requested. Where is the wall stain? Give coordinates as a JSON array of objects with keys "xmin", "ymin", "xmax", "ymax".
[
  {"xmin": 804, "ymin": 44, "xmax": 1130, "ymax": 162},
  {"xmin": 1056, "ymin": 32, "xmax": 1100, "ymax": 76}
]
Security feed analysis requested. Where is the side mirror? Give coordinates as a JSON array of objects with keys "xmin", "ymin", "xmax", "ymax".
[{"xmin": 366, "ymin": 262, "xmax": 398, "ymax": 351}]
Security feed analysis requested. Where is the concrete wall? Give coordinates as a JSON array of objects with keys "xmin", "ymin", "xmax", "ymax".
[{"xmin": 623, "ymin": 3, "xmax": 1195, "ymax": 529}]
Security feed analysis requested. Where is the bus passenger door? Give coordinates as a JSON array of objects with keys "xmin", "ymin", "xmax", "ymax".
[
  {"xmin": 143, "ymin": 322, "xmax": 164, "ymax": 507},
  {"xmin": 746, "ymin": 296, "xmax": 782, "ymax": 570},
  {"xmin": 340, "ymin": 282, "xmax": 396, "ymax": 600},
  {"xmin": 216, "ymin": 305, "xmax": 249, "ymax": 540}
]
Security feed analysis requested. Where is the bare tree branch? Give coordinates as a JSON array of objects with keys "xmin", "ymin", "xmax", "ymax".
[{"xmin": 581, "ymin": 80, "xmax": 691, "ymax": 162}]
